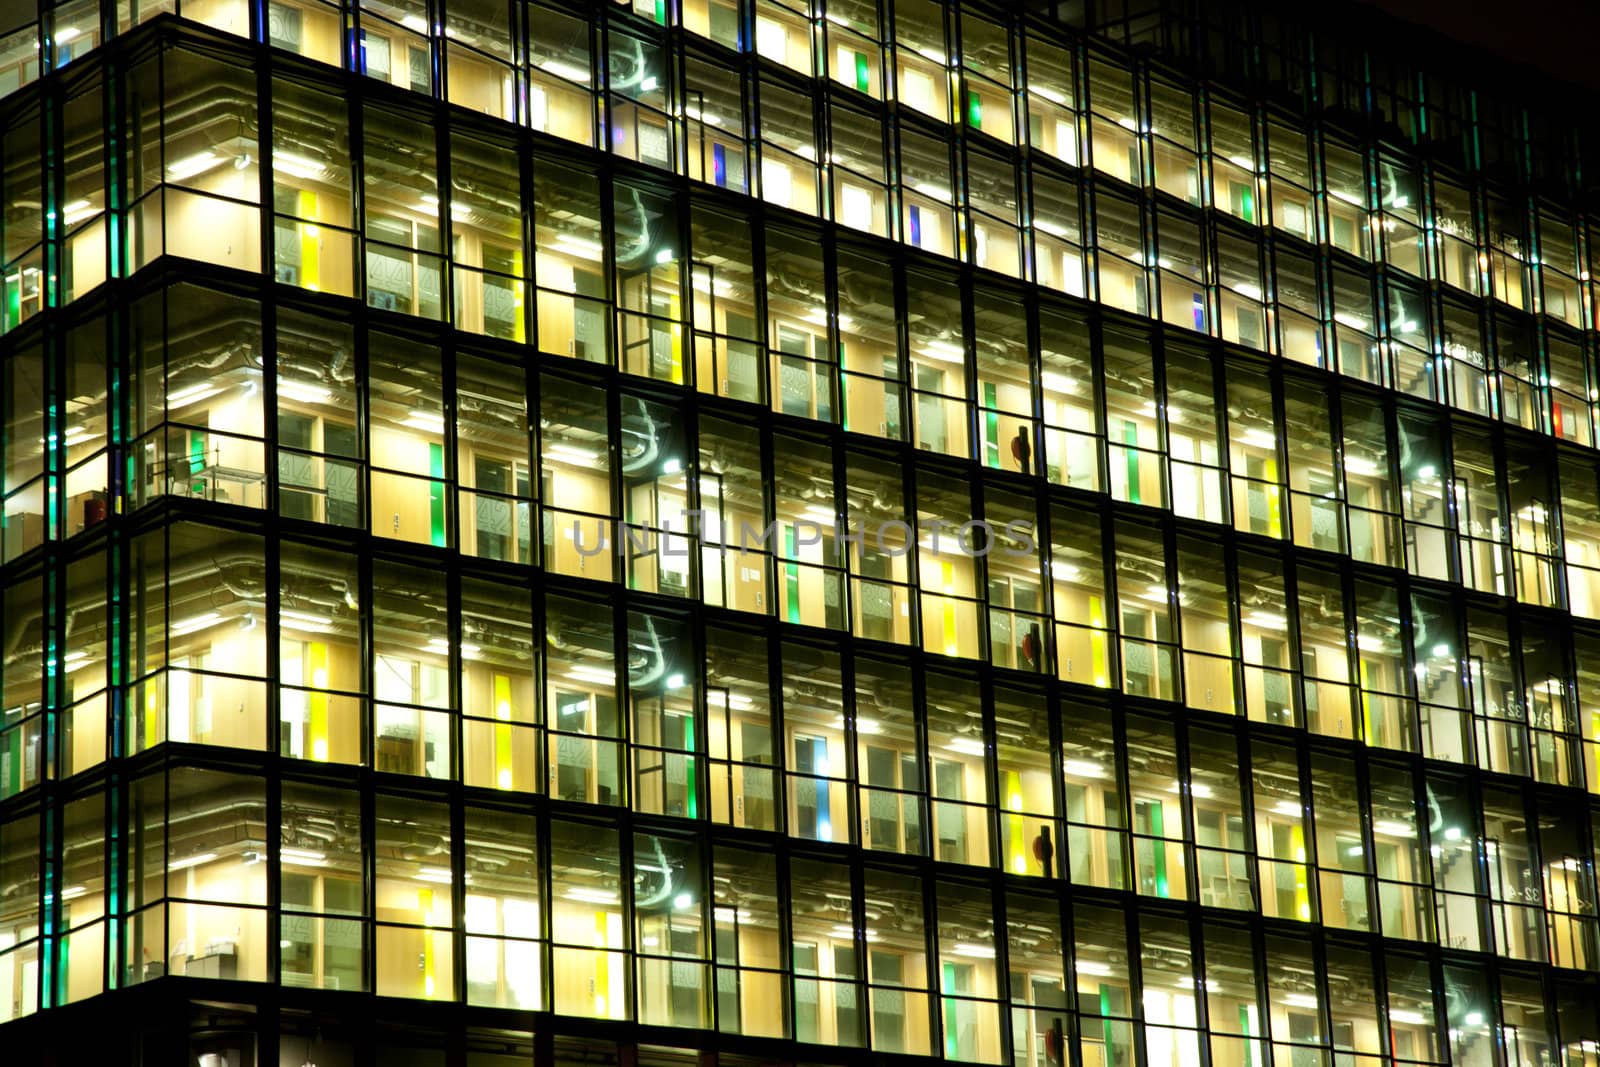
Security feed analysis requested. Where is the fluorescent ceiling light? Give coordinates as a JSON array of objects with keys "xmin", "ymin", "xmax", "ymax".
[
  {"xmin": 546, "ymin": 443, "xmax": 600, "ymax": 463},
  {"xmin": 168, "ymin": 851, "xmax": 218, "ymax": 871},
  {"xmin": 537, "ymin": 59, "xmax": 592, "ymax": 85},
  {"xmin": 170, "ymin": 611, "xmax": 222, "ymax": 637},
  {"xmin": 167, "ymin": 151, "xmax": 222, "ymax": 182},
  {"xmin": 278, "ymin": 379, "xmax": 332, "ymax": 404},
  {"xmin": 403, "ymin": 410, "xmax": 446, "ymax": 434},
  {"xmin": 274, "ymin": 152, "xmax": 327, "ymax": 181},
  {"xmin": 563, "ymin": 886, "xmax": 619, "ymax": 905},
  {"xmin": 61, "ymin": 199, "xmax": 96, "ymax": 225},
  {"xmin": 166, "ymin": 382, "xmax": 223, "ymax": 409}
]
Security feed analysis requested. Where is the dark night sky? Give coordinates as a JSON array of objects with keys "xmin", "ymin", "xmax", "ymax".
[{"xmin": 1355, "ymin": 0, "xmax": 1600, "ymax": 92}]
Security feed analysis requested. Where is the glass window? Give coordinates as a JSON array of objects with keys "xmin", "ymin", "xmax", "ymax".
[
  {"xmin": 59, "ymin": 792, "xmax": 105, "ymax": 1004},
  {"xmin": 357, "ymin": 0, "xmax": 433, "ymax": 94},
  {"xmin": 628, "ymin": 610, "xmax": 700, "ymax": 816},
  {"xmin": 444, "ymin": 0, "xmax": 515, "ymax": 120},
  {"xmin": 782, "ymin": 640, "xmax": 847, "ymax": 843},
  {"xmin": 1189, "ymin": 727, "xmax": 1251, "ymax": 911},
  {"xmin": 544, "ymin": 592, "xmax": 622, "ymax": 807},
  {"xmin": 924, "ymin": 673, "xmax": 988, "ymax": 866},
  {"xmin": 753, "ymin": 0, "xmax": 812, "ymax": 76},
  {"xmin": 1094, "ymin": 188, "xmax": 1148, "ymax": 316},
  {"xmin": 864, "ymin": 867, "xmax": 932, "ymax": 1055},
  {"xmin": 1322, "ymin": 139, "xmax": 1370, "ymax": 258},
  {"xmin": 528, "ymin": 2, "xmax": 595, "ymax": 144},
  {"xmin": 1176, "ymin": 535, "xmax": 1234, "ymax": 714},
  {"xmin": 1114, "ymin": 522, "xmax": 1176, "ymax": 702},
  {"xmin": 893, "ymin": 0, "xmax": 949, "ymax": 123},
  {"xmin": 993, "ymin": 687, "xmax": 1052, "ymax": 875},
  {"xmin": 855, "ymin": 656, "xmax": 924, "ymax": 857},
  {"xmin": 1201, "ymin": 923, "xmax": 1264, "ymax": 1065},
  {"xmin": 771, "ymin": 433, "xmax": 845, "ymax": 629},
  {"xmin": 765, "ymin": 225, "xmax": 834, "ymax": 423},
  {"xmin": 534, "ymin": 158, "xmax": 609, "ymax": 363},
  {"xmin": 700, "ymin": 406, "xmax": 774, "ymax": 613},
  {"xmin": 0, "ymin": 810, "xmax": 40, "ymax": 1021},
  {"xmin": 1236, "ymin": 549, "xmax": 1294, "ymax": 727},
  {"xmin": 934, "ymin": 883, "xmax": 1003, "ymax": 1062},
  {"xmin": 540, "ymin": 372, "xmax": 614, "ymax": 581},
  {"xmin": 280, "ymin": 780, "xmax": 366, "ymax": 991},
  {"xmin": 457, "ymin": 353, "xmax": 534, "ymax": 565},
  {"xmin": 705, "ymin": 626, "xmax": 774, "ymax": 830},
  {"xmin": 461, "ymin": 577, "xmax": 538, "ymax": 793},
  {"xmin": 847, "ymin": 452, "xmax": 912, "ymax": 644},
  {"xmin": 1369, "ymin": 761, "xmax": 1431, "ymax": 942},
  {"xmin": 789, "ymin": 855, "xmax": 862, "ymax": 1045},
  {"xmin": 128, "ymin": 523, "xmax": 269, "ymax": 753},
  {"xmin": 131, "ymin": 285, "xmax": 267, "ymax": 511},
  {"xmin": 1038, "ymin": 308, "xmax": 1098, "ymax": 490},
  {"xmin": 758, "ymin": 79, "xmax": 820, "ymax": 215},
  {"xmin": 1353, "ymin": 577, "xmax": 1411, "ymax": 748},
  {"xmin": 451, "ymin": 126, "xmax": 527, "ymax": 341},
  {"xmin": 1163, "ymin": 347, "xmax": 1224, "ymax": 524},
  {"xmin": 371, "ymin": 561, "xmax": 450, "ymax": 779},
  {"xmin": 278, "ymin": 541, "xmax": 364, "ymax": 764},
  {"xmin": 62, "ymin": 322, "xmax": 108, "ymax": 540},
  {"xmin": 1087, "ymin": 59, "xmax": 1137, "ymax": 186},
  {"xmin": 1267, "ymin": 121, "xmax": 1313, "ymax": 242},
  {"xmin": 1103, "ymin": 330, "xmax": 1161, "ymax": 508},
  {"xmin": 550, "ymin": 817, "xmax": 626, "ymax": 1018},
  {"xmin": 1248, "ymin": 742, "xmax": 1312, "ymax": 927},
  {"xmin": 272, "ymin": 76, "xmax": 356, "ymax": 299},
  {"xmin": 368, "ymin": 332, "xmax": 446, "ymax": 546},
  {"xmin": 1125, "ymin": 713, "xmax": 1186, "ymax": 900},
  {"xmin": 0, "ymin": 576, "xmax": 42, "ymax": 799},
  {"xmin": 1005, "ymin": 891, "xmax": 1066, "ymax": 1067},
  {"xmin": 125, "ymin": 768, "xmax": 268, "ymax": 985},
  {"xmin": 131, "ymin": 50, "xmax": 260, "ymax": 276},
  {"xmin": 906, "ymin": 274, "xmax": 969, "ymax": 461},
  {"xmin": 712, "ymin": 843, "xmax": 784, "ymax": 1037},
  {"xmin": 985, "ymin": 487, "xmax": 1046, "ymax": 674},
  {"xmin": 1, "ymin": 342, "xmax": 45, "ymax": 561},
  {"xmin": 967, "ymin": 149, "xmax": 1020, "ymax": 275},
  {"xmin": 1139, "ymin": 914, "xmax": 1200, "ymax": 1065},
  {"xmin": 685, "ymin": 58, "xmax": 748, "ymax": 193},
  {"xmin": 690, "ymin": 205, "xmax": 762, "ymax": 404},
  {"xmin": 1049, "ymin": 502, "xmax": 1111, "ymax": 690},
  {"xmin": 61, "ymin": 551, "xmax": 108, "ymax": 776},
  {"xmin": 634, "ymin": 831, "xmax": 708, "ymax": 1027},
  {"xmin": 1024, "ymin": 38, "xmax": 1077, "ymax": 166},
  {"xmin": 1072, "ymin": 903, "xmax": 1135, "ymax": 1066},
  {"xmin": 463, "ymin": 806, "xmax": 541, "ymax": 1009},
  {"xmin": 830, "ymin": 103, "xmax": 889, "ymax": 237},
  {"xmin": 1209, "ymin": 100, "xmax": 1258, "ymax": 224},
  {"xmin": 614, "ymin": 184, "xmax": 685, "ymax": 384},
  {"xmin": 607, "ymin": 29, "xmax": 674, "ymax": 170},
  {"xmin": 960, "ymin": 12, "xmax": 1013, "ymax": 144},
  {"xmin": 824, "ymin": 0, "xmax": 883, "ymax": 99},
  {"xmin": 362, "ymin": 101, "xmax": 442, "ymax": 318},
  {"xmin": 1031, "ymin": 172, "xmax": 1084, "ymax": 296},
  {"xmin": 276, "ymin": 307, "xmax": 360, "ymax": 528},
  {"xmin": 1148, "ymin": 80, "xmax": 1198, "ymax": 205},
  {"xmin": 1061, "ymin": 704, "xmax": 1126, "ymax": 890}
]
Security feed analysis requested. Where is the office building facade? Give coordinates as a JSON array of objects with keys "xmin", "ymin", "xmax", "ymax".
[{"xmin": 1, "ymin": 0, "xmax": 1599, "ymax": 1062}]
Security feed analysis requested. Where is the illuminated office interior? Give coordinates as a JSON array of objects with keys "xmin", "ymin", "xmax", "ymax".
[{"xmin": 2, "ymin": 0, "xmax": 1600, "ymax": 1063}]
